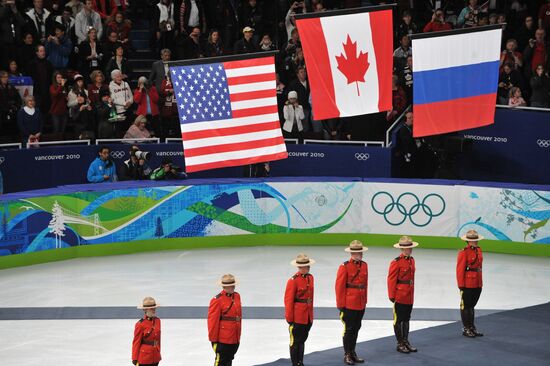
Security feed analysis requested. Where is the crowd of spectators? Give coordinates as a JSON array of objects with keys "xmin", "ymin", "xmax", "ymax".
[{"xmin": 1, "ymin": 0, "xmax": 550, "ymax": 147}]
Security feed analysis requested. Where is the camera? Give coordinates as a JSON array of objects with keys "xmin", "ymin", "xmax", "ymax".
[{"xmin": 134, "ymin": 150, "xmax": 151, "ymax": 160}]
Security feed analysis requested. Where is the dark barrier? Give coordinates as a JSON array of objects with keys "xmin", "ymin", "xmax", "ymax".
[
  {"xmin": 0, "ymin": 143, "xmax": 392, "ymax": 193},
  {"xmin": 458, "ymin": 107, "xmax": 550, "ymax": 184}
]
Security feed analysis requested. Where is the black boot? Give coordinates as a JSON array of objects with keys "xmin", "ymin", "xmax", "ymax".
[
  {"xmin": 351, "ymin": 351, "xmax": 365, "ymax": 363},
  {"xmin": 460, "ymin": 309, "xmax": 475, "ymax": 337},
  {"xmin": 344, "ymin": 353, "xmax": 355, "ymax": 365},
  {"xmin": 290, "ymin": 345, "xmax": 299, "ymax": 366},
  {"xmin": 298, "ymin": 343, "xmax": 305, "ymax": 366},
  {"xmin": 394, "ymin": 322, "xmax": 410, "ymax": 353},
  {"xmin": 403, "ymin": 321, "xmax": 417, "ymax": 352},
  {"xmin": 470, "ymin": 309, "xmax": 483, "ymax": 336}
]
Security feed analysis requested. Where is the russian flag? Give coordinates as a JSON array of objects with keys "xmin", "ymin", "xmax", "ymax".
[
  {"xmin": 295, "ymin": 7, "xmax": 393, "ymax": 120},
  {"xmin": 411, "ymin": 27, "xmax": 502, "ymax": 137}
]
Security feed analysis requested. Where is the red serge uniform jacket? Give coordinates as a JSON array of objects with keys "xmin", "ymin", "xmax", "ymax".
[
  {"xmin": 284, "ymin": 272, "xmax": 314, "ymax": 325},
  {"xmin": 335, "ymin": 260, "xmax": 368, "ymax": 311},
  {"xmin": 456, "ymin": 245, "xmax": 483, "ymax": 289},
  {"xmin": 132, "ymin": 316, "xmax": 161, "ymax": 364},
  {"xmin": 387, "ymin": 254, "xmax": 416, "ymax": 305},
  {"xmin": 207, "ymin": 290, "xmax": 242, "ymax": 345}
]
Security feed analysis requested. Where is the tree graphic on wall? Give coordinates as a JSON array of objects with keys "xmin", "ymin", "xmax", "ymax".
[
  {"xmin": 48, "ymin": 201, "xmax": 66, "ymax": 249},
  {"xmin": 155, "ymin": 217, "xmax": 164, "ymax": 238}
]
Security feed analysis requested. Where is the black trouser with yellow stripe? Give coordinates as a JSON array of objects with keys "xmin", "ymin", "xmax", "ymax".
[
  {"xmin": 289, "ymin": 322, "xmax": 312, "ymax": 366},
  {"xmin": 460, "ymin": 287, "xmax": 482, "ymax": 329},
  {"xmin": 340, "ymin": 308, "xmax": 365, "ymax": 354},
  {"xmin": 212, "ymin": 342, "xmax": 239, "ymax": 366},
  {"xmin": 393, "ymin": 302, "xmax": 413, "ymax": 343}
]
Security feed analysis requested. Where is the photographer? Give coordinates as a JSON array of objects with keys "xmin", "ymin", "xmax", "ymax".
[
  {"xmin": 499, "ymin": 39, "xmax": 523, "ymax": 71},
  {"xmin": 68, "ymin": 74, "xmax": 94, "ymax": 138},
  {"xmin": 87, "ymin": 145, "xmax": 117, "ymax": 183},
  {"xmin": 120, "ymin": 145, "xmax": 152, "ymax": 181},
  {"xmin": 498, "ymin": 63, "xmax": 523, "ymax": 105},
  {"xmin": 95, "ymin": 88, "xmax": 118, "ymax": 138},
  {"xmin": 282, "ymin": 90, "xmax": 304, "ymax": 141},
  {"xmin": 133, "ymin": 76, "xmax": 159, "ymax": 135},
  {"xmin": 530, "ymin": 64, "xmax": 550, "ymax": 108},
  {"xmin": 150, "ymin": 158, "xmax": 186, "ymax": 180},
  {"xmin": 0, "ymin": 70, "xmax": 22, "ymax": 141},
  {"xmin": 285, "ymin": 1, "xmax": 306, "ymax": 41},
  {"xmin": 458, "ymin": 0, "xmax": 482, "ymax": 28},
  {"xmin": 423, "ymin": 8, "xmax": 452, "ymax": 33}
]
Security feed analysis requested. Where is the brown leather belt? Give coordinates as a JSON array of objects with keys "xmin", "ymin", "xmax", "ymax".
[
  {"xmin": 346, "ymin": 283, "xmax": 366, "ymax": 289},
  {"xmin": 141, "ymin": 340, "xmax": 159, "ymax": 346},
  {"xmin": 220, "ymin": 316, "xmax": 241, "ymax": 321},
  {"xmin": 294, "ymin": 298, "xmax": 312, "ymax": 304},
  {"xmin": 466, "ymin": 267, "xmax": 482, "ymax": 272},
  {"xmin": 397, "ymin": 280, "xmax": 413, "ymax": 285}
]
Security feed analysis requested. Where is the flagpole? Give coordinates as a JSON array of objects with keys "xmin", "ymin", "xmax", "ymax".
[
  {"xmin": 165, "ymin": 50, "xmax": 280, "ymax": 67},
  {"xmin": 408, "ymin": 24, "xmax": 505, "ymax": 41}
]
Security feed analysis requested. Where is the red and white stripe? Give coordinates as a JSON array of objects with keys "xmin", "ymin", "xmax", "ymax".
[{"xmin": 181, "ymin": 57, "xmax": 287, "ymax": 172}]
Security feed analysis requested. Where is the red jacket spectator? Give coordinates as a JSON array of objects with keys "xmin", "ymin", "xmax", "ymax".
[
  {"xmin": 423, "ymin": 21, "xmax": 452, "ymax": 33},
  {"xmin": 49, "ymin": 84, "xmax": 68, "ymax": 115},
  {"xmin": 92, "ymin": 0, "xmax": 117, "ymax": 20},
  {"xmin": 133, "ymin": 86, "xmax": 160, "ymax": 116},
  {"xmin": 159, "ymin": 78, "xmax": 177, "ymax": 119},
  {"xmin": 106, "ymin": 18, "xmax": 132, "ymax": 43}
]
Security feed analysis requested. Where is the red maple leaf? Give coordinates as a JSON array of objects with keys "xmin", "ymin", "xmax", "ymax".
[{"xmin": 335, "ymin": 35, "xmax": 370, "ymax": 96}]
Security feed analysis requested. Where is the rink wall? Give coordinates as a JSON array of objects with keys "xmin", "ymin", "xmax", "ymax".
[{"xmin": 1, "ymin": 178, "xmax": 549, "ymax": 268}]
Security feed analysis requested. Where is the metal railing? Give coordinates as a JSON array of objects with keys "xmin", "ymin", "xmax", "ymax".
[
  {"xmin": 0, "ymin": 143, "xmax": 22, "ymax": 149},
  {"xmin": 385, "ymin": 105, "xmax": 411, "ymax": 148},
  {"xmin": 284, "ymin": 138, "xmax": 299, "ymax": 144},
  {"xmin": 303, "ymin": 139, "xmax": 384, "ymax": 147},
  {"xmin": 26, "ymin": 139, "xmax": 91, "ymax": 148},
  {"xmin": 165, "ymin": 138, "xmax": 182, "ymax": 143},
  {"xmin": 95, "ymin": 138, "xmax": 161, "ymax": 144},
  {"xmin": 495, "ymin": 104, "xmax": 550, "ymax": 112}
]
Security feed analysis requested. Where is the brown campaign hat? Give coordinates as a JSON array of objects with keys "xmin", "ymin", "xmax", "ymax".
[
  {"xmin": 345, "ymin": 240, "xmax": 368, "ymax": 252},
  {"xmin": 217, "ymin": 273, "xmax": 238, "ymax": 287},
  {"xmin": 290, "ymin": 253, "xmax": 316, "ymax": 267},
  {"xmin": 461, "ymin": 229, "xmax": 484, "ymax": 242},
  {"xmin": 393, "ymin": 235, "xmax": 419, "ymax": 249},
  {"xmin": 137, "ymin": 296, "xmax": 159, "ymax": 309}
]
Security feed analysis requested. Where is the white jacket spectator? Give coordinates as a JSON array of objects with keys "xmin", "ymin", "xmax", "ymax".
[
  {"xmin": 109, "ymin": 70, "xmax": 132, "ymax": 114},
  {"xmin": 74, "ymin": 0, "xmax": 103, "ymax": 44},
  {"xmin": 283, "ymin": 91, "xmax": 304, "ymax": 133}
]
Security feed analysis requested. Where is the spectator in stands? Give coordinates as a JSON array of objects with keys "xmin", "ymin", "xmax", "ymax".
[
  {"xmin": 287, "ymin": 66, "xmax": 310, "ymax": 128},
  {"xmin": 25, "ymin": 0, "xmax": 54, "ymax": 44},
  {"xmin": 515, "ymin": 16, "xmax": 536, "ymax": 52},
  {"xmin": 120, "ymin": 145, "xmax": 152, "ymax": 180},
  {"xmin": 286, "ymin": 47, "xmax": 306, "ymax": 77},
  {"xmin": 103, "ymin": 30, "xmax": 120, "ymax": 60},
  {"xmin": 106, "ymin": 12, "xmax": 132, "ymax": 51},
  {"xmin": 159, "ymin": 75, "xmax": 178, "ymax": 137},
  {"xmin": 26, "ymin": 44, "xmax": 53, "ymax": 114},
  {"xmin": 424, "ymin": 8, "xmax": 452, "ymax": 33},
  {"xmin": 17, "ymin": 33, "xmax": 36, "ymax": 70},
  {"xmin": 530, "ymin": 64, "xmax": 550, "ymax": 108},
  {"xmin": 92, "ymin": 0, "xmax": 117, "ymax": 22},
  {"xmin": 523, "ymin": 28, "xmax": 549, "ymax": 78},
  {"xmin": 49, "ymin": 71, "xmax": 69, "ymax": 134},
  {"xmin": 176, "ymin": 26, "xmax": 203, "ymax": 59},
  {"xmin": 388, "ymin": 74, "xmax": 407, "ymax": 123},
  {"xmin": 154, "ymin": 0, "xmax": 176, "ymax": 53},
  {"xmin": 0, "ymin": 169, "xmax": 3, "ymax": 194},
  {"xmin": 241, "ymin": 0, "xmax": 264, "ymax": 38},
  {"xmin": 234, "ymin": 26, "xmax": 259, "ymax": 54},
  {"xmin": 68, "ymin": 74, "xmax": 94, "ymax": 137},
  {"xmin": 17, "ymin": 95, "xmax": 43, "ymax": 145},
  {"xmin": 109, "ymin": 69, "xmax": 132, "ymax": 117},
  {"xmin": 539, "ymin": 0, "xmax": 550, "ymax": 34},
  {"xmin": 45, "ymin": 23, "xmax": 72, "ymax": 71},
  {"xmin": 394, "ymin": 110, "xmax": 416, "ymax": 178},
  {"xmin": 66, "ymin": 0, "xmax": 84, "ymax": 18},
  {"xmin": 0, "ymin": 70, "xmax": 21, "ymax": 139},
  {"xmin": 204, "ymin": 29, "xmax": 224, "ymax": 57},
  {"xmin": 78, "ymin": 27, "xmax": 103, "ymax": 82},
  {"xmin": 133, "ymin": 76, "xmax": 160, "ymax": 134},
  {"xmin": 55, "ymin": 7, "xmax": 76, "ymax": 45},
  {"xmin": 508, "ymin": 86, "xmax": 526, "ymax": 107},
  {"xmin": 282, "ymin": 90, "xmax": 305, "ymax": 141},
  {"xmin": 499, "ymin": 39, "xmax": 523, "ymax": 71},
  {"xmin": 285, "ymin": 1, "xmax": 306, "ymax": 41},
  {"xmin": 457, "ymin": 0, "xmax": 482, "ymax": 28},
  {"xmin": 7, "ymin": 60, "xmax": 22, "ymax": 77},
  {"xmin": 95, "ymin": 87, "xmax": 117, "ymax": 138},
  {"xmin": 0, "ymin": 0, "xmax": 26, "ymax": 70},
  {"xmin": 498, "ymin": 63, "xmax": 523, "ymax": 105},
  {"xmin": 393, "ymin": 34, "xmax": 412, "ymax": 71},
  {"xmin": 179, "ymin": 0, "xmax": 206, "ymax": 35},
  {"xmin": 276, "ymin": 73, "xmax": 286, "ymax": 121},
  {"xmin": 75, "ymin": 0, "xmax": 103, "ymax": 44},
  {"xmin": 124, "ymin": 115, "xmax": 152, "ymax": 139},
  {"xmin": 397, "ymin": 55, "xmax": 413, "ymax": 104},
  {"xmin": 104, "ymin": 43, "xmax": 132, "ymax": 81},
  {"xmin": 259, "ymin": 34, "xmax": 276, "ymax": 51},
  {"xmin": 88, "ymin": 70, "xmax": 106, "ymax": 104},
  {"xmin": 87, "ymin": 145, "xmax": 117, "ymax": 183},
  {"xmin": 396, "ymin": 10, "xmax": 417, "ymax": 42},
  {"xmin": 150, "ymin": 49, "xmax": 171, "ymax": 92},
  {"xmin": 150, "ymin": 158, "xmax": 186, "ymax": 180}
]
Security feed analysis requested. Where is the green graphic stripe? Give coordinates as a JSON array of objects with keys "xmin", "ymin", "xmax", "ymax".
[
  {"xmin": 1, "ymin": 233, "xmax": 549, "ymax": 269},
  {"xmin": 186, "ymin": 200, "xmax": 353, "ymax": 234}
]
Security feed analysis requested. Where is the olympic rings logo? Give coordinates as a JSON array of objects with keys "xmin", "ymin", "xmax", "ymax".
[
  {"xmin": 371, "ymin": 191, "xmax": 446, "ymax": 227},
  {"xmin": 0, "ymin": 157, "xmax": 4, "ymax": 165},
  {"xmin": 355, "ymin": 153, "xmax": 370, "ymax": 161},
  {"xmin": 537, "ymin": 139, "xmax": 550, "ymax": 148},
  {"xmin": 110, "ymin": 151, "xmax": 126, "ymax": 159}
]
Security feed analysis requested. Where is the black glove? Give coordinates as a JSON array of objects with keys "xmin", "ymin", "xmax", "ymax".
[
  {"xmin": 389, "ymin": 298, "xmax": 395, "ymax": 303},
  {"xmin": 132, "ymin": 361, "xmax": 138, "ymax": 365},
  {"xmin": 459, "ymin": 287, "xmax": 465, "ymax": 291},
  {"xmin": 338, "ymin": 308, "xmax": 345, "ymax": 312},
  {"xmin": 287, "ymin": 321, "xmax": 293, "ymax": 326}
]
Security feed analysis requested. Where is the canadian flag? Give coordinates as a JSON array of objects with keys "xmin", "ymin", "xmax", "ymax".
[{"xmin": 296, "ymin": 9, "xmax": 393, "ymax": 120}]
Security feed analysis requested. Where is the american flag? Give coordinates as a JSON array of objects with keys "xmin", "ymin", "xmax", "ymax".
[{"xmin": 169, "ymin": 56, "xmax": 288, "ymax": 173}]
